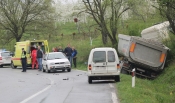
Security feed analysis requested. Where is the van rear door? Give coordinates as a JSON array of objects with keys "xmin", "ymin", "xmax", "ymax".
[
  {"xmin": 91, "ymin": 51, "xmax": 107, "ymax": 74},
  {"xmin": 107, "ymin": 51, "xmax": 118, "ymax": 73}
]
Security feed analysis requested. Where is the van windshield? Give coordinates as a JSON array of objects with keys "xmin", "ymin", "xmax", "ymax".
[{"xmin": 93, "ymin": 51, "xmax": 106, "ymax": 63}]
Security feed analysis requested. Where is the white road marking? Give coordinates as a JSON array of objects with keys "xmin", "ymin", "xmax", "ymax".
[
  {"xmin": 20, "ymin": 78, "xmax": 54, "ymax": 103},
  {"xmin": 109, "ymin": 83, "xmax": 114, "ymax": 88},
  {"xmin": 111, "ymin": 92, "xmax": 118, "ymax": 103}
]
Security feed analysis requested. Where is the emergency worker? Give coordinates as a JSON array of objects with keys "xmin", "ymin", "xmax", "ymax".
[
  {"xmin": 21, "ymin": 48, "xmax": 27, "ymax": 72},
  {"xmin": 31, "ymin": 47, "xmax": 38, "ymax": 69}
]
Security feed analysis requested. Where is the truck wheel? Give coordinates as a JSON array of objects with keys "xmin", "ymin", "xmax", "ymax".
[
  {"xmin": 121, "ymin": 68, "xmax": 128, "ymax": 74},
  {"xmin": 88, "ymin": 76, "xmax": 92, "ymax": 84},
  {"xmin": 0, "ymin": 65, "xmax": 3, "ymax": 68},
  {"xmin": 11, "ymin": 62, "xmax": 17, "ymax": 69},
  {"xmin": 115, "ymin": 76, "xmax": 120, "ymax": 82}
]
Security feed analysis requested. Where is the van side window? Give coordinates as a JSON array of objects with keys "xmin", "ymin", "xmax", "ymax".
[
  {"xmin": 108, "ymin": 51, "xmax": 115, "ymax": 62},
  {"xmin": 93, "ymin": 51, "xmax": 106, "ymax": 62}
]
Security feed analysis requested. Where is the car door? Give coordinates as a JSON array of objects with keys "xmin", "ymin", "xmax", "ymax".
[
  {"xmin": 107, "ymin": 51, "xmax": 117, "ymax": 73},
  {"xmin": 1, "ymin": 52, "xmax": 11, "ymax": 64},
  {"xmin": 91, "ymin": 51, "xmax": 107, "ymax": 74}
]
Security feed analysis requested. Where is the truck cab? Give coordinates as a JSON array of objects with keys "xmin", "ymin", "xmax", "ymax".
[{"xmin": 11, "ymin": 40, "xmax": 49, "ymax": 69}]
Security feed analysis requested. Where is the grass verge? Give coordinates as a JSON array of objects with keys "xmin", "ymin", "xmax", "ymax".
[{"xmin": 117, "ymin": 62, "xmax": 175, "ymax": 103}]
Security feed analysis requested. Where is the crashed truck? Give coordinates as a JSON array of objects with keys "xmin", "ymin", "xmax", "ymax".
[{"xmin": 118, "ymin": 34, "xmax": 169, "ymax": 78}]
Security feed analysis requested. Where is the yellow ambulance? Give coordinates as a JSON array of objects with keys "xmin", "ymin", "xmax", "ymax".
[{"xmin": 11, "ymin": 40, "xmax": 49, "ymax": 69}]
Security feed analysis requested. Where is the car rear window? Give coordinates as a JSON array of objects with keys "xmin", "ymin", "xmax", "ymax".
[
  {"xmin": 108, "ymin": 51, "xmax": 115, "ymax": 62},
  {"xmin": 93, "ymin": 51, "xmax": 106, "ymax": 62},
  {"xmin": 1, "ymin": 52, "xmax": 10, "ymax": 57}
]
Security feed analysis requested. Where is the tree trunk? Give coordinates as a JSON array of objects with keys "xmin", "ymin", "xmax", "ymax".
[
  {"xmin": 15, "ymin": 36, "xmax": 22, "ymax": 42},
  {"xmin": 101, "ymin": 30, "xmax": 108, "ymax": 45}
]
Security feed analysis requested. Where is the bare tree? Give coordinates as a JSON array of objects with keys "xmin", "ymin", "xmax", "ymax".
[
  {"xmin": 0, "ymin": 0, "xmax": 55, "ymax": 42},
  {"xmin": 154, "ymin": 0, "xmax": 175, "ymax": 34},
  {"xmin": 82, "ymin": 0, "xmax": 130, "ymax": 47}
]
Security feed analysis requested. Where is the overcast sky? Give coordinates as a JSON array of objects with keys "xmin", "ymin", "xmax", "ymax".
[{"xmin": 55, "ymin": 0, "xmax": 78, "ymax": 4}]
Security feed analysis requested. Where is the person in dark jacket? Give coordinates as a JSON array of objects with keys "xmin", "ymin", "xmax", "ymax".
[
  {"xmin": 72, "ymin": 47, "xmax": 77, "ymax": 68},
  {"xmin": 64, "ymin": 44, "xmax": 73, "ymax": 67},
  {"xmin": 37, "ymin": 46, "xmax": 43, "ymax": 71},
  {"xmin": 21, "ymin": 48, "xmax": 27, "ymax": 72}
]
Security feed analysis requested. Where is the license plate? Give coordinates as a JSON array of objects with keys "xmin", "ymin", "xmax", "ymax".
[{"xmin": 95, "ymin": 66, "xmax": 106, "ymax": 70}]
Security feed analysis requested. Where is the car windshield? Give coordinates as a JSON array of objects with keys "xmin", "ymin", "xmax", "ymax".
[
  {"xmin": 1, "ymin": 52, "xmax": 10, "ymax": 57},
  {"xmin": 47, "ymin": 53, "xmax": 66, "ymax": 60}
]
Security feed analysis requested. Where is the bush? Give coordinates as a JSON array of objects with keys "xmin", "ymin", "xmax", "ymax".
[{"xmin": 163, "ymin": 33, "xmax": 175, "ymax": 64}]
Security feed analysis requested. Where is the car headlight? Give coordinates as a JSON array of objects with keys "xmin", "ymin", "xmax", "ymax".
[
  {"xmin": 50, "ymin": 62, "xmax": 55, "ymax": 65},
  {"xmin": 65, "ymin": 61, "xmax": 70, "ymax": 64}
]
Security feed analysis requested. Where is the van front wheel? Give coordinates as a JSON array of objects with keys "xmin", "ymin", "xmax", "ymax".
[
  {"xmin": 88, "ymin": 76, "xmax": 92, "ymax": 84},
  {"xmin": 115, "ymin": 76, "xmax": 120, "ymax": 82}
]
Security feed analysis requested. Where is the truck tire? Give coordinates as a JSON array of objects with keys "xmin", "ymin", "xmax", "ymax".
[
  {"xmin": 115, "ymin": 76, "xmax": 120, "ymax": 82},
  {"xmin": 88, "ymin": 76, "xmax": 92, "ymax": 84},
  {"xmin": 121, "ymin": 68, "xmax": 128, "ymax": 74},
  {"xmin": 0, "ymin": 65, "xmax": 3, "ymax": 68},
  {"xmin": 11, "ymin": 62, "xmax": 17, "ymax": 69}
]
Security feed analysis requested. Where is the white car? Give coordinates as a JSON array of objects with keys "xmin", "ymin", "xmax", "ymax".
[
  {"xmin": 42, "ymin": 52, "xmax": 71, "ymax": 73},
  {"xmin": 0, "ymin": 51, "xmax": 12, "ymax": 68}
]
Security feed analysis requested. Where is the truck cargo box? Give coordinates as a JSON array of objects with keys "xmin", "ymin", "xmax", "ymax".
[
  {"xmin": 118, "ymin": 34, "xmax": 169, "ymax": 71},
  {"xmin": 141, "ymin": 21, "xmax": 169, "ymax": 43}
]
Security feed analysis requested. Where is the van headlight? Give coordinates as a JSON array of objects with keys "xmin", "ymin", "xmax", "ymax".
[{"xmin": 50, "ymin": 62, "xmax": 55, "ymax": 65}]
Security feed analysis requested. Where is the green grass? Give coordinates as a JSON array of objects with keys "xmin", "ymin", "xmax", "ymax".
[{"xmin": 117, "ymin": 63, "xmax": 175, "ymax": 103}]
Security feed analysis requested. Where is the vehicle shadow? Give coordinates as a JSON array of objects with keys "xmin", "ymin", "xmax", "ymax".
[{"xmin": 91, "ymin": 80, "xmax": 116, "ymax": 84}]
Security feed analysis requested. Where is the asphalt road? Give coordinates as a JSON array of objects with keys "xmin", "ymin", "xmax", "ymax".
[{"xmin": 0, "ymin": 67, "xmax": 119, "ymax": 103}]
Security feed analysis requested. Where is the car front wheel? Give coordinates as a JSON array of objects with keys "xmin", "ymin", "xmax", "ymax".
[
  {"xmin": 42, "ymin": 65, "xmax": 45, "ymax": 72},
  {"xmin": 46, "ymin": 66, "xmax": 50, "ymax": 73},
  {"xmin": 67, "ymin": 68, "xmax": 71, "ymax": 72}
]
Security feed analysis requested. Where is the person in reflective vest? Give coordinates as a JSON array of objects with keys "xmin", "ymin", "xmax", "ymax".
[
  {"xmin": 31, "ymin": 47, "xmax": 38, "ymax": 69},
  {"xmin": 21, "ymin": 48, "xmax": 27, "ymax": 72}
]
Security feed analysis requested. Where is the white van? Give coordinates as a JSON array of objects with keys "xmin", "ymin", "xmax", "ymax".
[{"xmin": 87, "ymin": 47, "xmax": 120, "ymax": 83}]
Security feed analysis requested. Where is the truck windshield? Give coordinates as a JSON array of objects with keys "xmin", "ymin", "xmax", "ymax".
[{"xmin": 93, "ymin": 51, "xmax": 106, "ymax": 63}]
